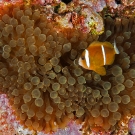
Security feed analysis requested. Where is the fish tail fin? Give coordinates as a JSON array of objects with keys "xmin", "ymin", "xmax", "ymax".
[
  {"xmin": 94, "ymin": 66, "xmax": 106, "ymax": 76},
  {"xmin": 113, "ymin": 40, "xmax": 119, "ymax": 54}
]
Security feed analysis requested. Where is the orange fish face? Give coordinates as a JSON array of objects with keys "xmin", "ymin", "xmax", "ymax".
[
  {"xmin": 78, "ymin": 49, "xmax": 92, "ymax": 70},
  {"xmin": 78, "ymin": 41, "xmax": 119, "ymax": 76}
]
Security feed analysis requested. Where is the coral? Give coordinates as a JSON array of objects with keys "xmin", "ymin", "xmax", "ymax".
[
  {"xmin": 53, "ymin": 121, "xmax": 82, "ymax": 135},
  {"xmin": 0, "ymin": 94, "xmax": 34, "ymax": 135},
  {"xmin": 54, "ymin": 6, "xmax": 104, "ymax": 34},
  {"xmin": 0, "ymin": 98, "xmax": 109, "ymax": 134},
  {"xmin": 0, "ymin": 94, "xmax": 17, "ymax": 134},
  {"xmin": 4, "ymin": 0, "xmax": 135, "ymax": 35},
  {"xmin": 39, "ymin": 0, "xmax": 104, "ymax": 34},
  {"xmin": 1, "ymin": 0, "xmax": 135, "ymax": 135},
  {"xmin": 129, "ymin": 117, "xmax": 135, "ymax": 135},
  {"xmin": 105, "ymin": 0, "xmax": 135, "ymax": 17},
  {"xmin": 34, "ymin": 0, "xmax": 135, "ymax": 34},
  {"xmin": 0, "ymin": 94, "xmax": 82, "ymax": 135}
]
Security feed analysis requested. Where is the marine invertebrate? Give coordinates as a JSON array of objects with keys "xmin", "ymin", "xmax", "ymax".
[
  {"xmin": 0, "ymin": 94, "xmax": 82, "ymax": 135},
  {"xmin": 36, "ymin": 0, "xmax": 135, "ymax": 34},
  {"xmin": 129, "ymin": 117, "xmax": 135, "ymax": 135},
  {"xmin": 0, "ymin": 2, "xmax": 96, "ymax": 133},
  {"xmin": 54, "ymin": 121, "xmax": 82, "ymax": 135},
  {"xmin": 1, "ymin": 0, "xmax": 135, "ymax": 134},
  {"xmin": 80, "ymin": 16, "xmax": 135, "ymax": 134},
  {"xmin": 35, "ymin": 0, "xmax": 104, "ymax": 34},
  {"xmin": 0, "ymin": 94, "xmax": 17, "ymax": 134},
  {"xmin": 0, "ymin": 94, "xmax": 34, "ymax": 135},
  {"xmin": 106, "ymin": 0, "xmax": 135, "ymax": 17}
]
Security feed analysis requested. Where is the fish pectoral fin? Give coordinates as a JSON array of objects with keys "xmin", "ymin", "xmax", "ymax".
[{"xmin": 94, "ymin": 66, "xmax": 106, "ymax": 76}]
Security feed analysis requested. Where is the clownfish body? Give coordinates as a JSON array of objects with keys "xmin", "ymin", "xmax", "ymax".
[{"xmin": 78, "ymin": 41, "xmax": 119, "ymax": 76}]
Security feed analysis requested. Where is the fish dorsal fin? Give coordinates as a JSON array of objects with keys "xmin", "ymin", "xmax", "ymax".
[
  {"xmin": 89, "ymin": 41, "xmax": 102, "ymax": 47},
  {"xmin": 113, "ymin": 40, "xmax": 119, "ymax": 54},
  {"xmin": 103, "ymin": 42, "xmax": 113, "ymax": 47},
  {"xmin": 89, "ymin": 41, "xmax": 113, "ymax": 48},
  {"xmin": 90, "ymin": 40, "xmax": 119, "ymax": 54},
  {"xmin": 94, "ymin": 66, "xmax": 106, "ymax": 76}
]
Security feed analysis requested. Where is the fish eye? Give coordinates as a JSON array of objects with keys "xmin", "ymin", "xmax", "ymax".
[{"xmin": 81, "ymin": 57, "xmax": 85, "ymax": 60}]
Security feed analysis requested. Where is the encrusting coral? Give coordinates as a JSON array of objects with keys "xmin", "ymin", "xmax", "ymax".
[
  {"xmin": 1, "ymin": 1, "xmax": 135, "ymax": 135},
  {"xmin": 0, "ymin": 94, "xmax": 17, "ymax": 134},
  {"xmin": 0, "ymin": 94, "xmax": 34, "ymax": 135}
]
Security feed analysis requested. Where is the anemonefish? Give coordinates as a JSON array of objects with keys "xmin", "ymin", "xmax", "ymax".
[{"xmin": 78, "ymin": 40, "xmax": 119, "ymax": 76}]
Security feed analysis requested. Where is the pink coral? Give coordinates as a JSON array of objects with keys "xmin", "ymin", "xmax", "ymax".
[
  {"xmin": 0, "ymin": 94, "xmax": 17, "ymax": 135},
  {"xmin": 0, "ymin": 94, "xmax": 34, "ymax": 135},
  {"xmin": 53, "ymin": 121, "xmax": 82, "ymax": 135},
  {"xmin": 106, "ymin": 0, "xmax": 118, "ymax": 8},
  {"xmin": 0, "ymin": 0, "xmax": 135, "ymax": 135},
  {"xmin": 0, "ymin": 94, "xmax": 82, "ymax": 135},
  {"xmin": 129, "ymin": 117, "xmax": 135, "ymax": 135}
]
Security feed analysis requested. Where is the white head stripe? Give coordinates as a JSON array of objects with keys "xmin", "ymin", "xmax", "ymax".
[
  {"xmin": 85, "ymin": 49, "xmax": 90, "ymax": 67},
  {"xmin": 101, "ymin": 45, "xmax": 106, "ymax": 65}
]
